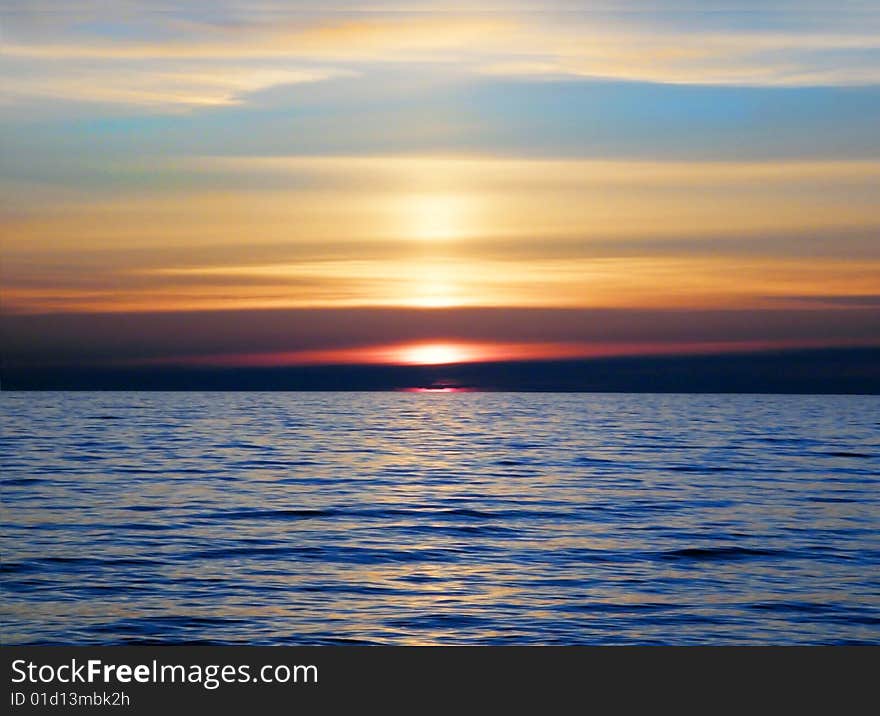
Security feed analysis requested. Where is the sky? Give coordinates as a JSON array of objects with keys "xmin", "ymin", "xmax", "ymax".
[{"xmin": 1, "ymin": 1, "xmax": 878, "ymax": 386}]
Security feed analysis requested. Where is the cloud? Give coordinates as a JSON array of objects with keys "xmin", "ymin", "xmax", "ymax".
[
  {"xmin": 3, "ymin": 306, "xmax": 879, "ymax": 369},
  {"xmin": 2, "ymin": 5, "xmax": 879, "ymax": 111},
  {"xmin": 0, "ymin": 62, "xmax": 352, "ymax": 109},
  {"xmin": 3, "ymin": 154, "xmax": 877, "ymax": 314}
]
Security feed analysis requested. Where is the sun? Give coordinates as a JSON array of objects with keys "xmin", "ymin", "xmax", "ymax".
[{"xmin": 397, "ymin": 343, "xmax": 474, "ymax": 365}]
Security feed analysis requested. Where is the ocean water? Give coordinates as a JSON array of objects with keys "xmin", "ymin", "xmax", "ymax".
[{"xmin": 1, "ymin": 391, "xmax": 878, "ymax": 645}]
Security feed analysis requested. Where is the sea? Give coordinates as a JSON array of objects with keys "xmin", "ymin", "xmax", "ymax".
[{"xmin": 1, "ymin": 391, "xmax": 878, "ymax": 645}]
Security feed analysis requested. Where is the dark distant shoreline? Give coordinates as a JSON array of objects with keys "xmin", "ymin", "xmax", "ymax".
[{"xmin": 3, "ymin": 346, "xmax": 878, "ymax": 394}]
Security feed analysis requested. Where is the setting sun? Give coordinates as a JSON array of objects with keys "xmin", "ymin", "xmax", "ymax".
[{"xmin": 396, "ymin": 343, "xmax": 475, "ymax": 365}]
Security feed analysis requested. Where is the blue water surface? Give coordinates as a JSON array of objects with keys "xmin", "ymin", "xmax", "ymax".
[{"xmin": 1, "ymin": 391, "xmax": 878, "ymax": 645}]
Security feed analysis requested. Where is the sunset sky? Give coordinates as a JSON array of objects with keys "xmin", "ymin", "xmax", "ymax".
[{"xmin": 1, "ymin": 1, "xmax": 879, "ymax": 380}]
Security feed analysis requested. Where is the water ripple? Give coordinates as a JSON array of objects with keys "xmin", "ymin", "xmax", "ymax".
[{"xmin": 2, "ymin": 391, "xmax": 879, "ymax": 645}]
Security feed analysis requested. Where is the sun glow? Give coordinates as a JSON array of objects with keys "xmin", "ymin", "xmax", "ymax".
[
  {"xmin": 405, "ymin": 193, "xmax": 474, "ymax": 241},
  {"xmin": 396, "ymin": 342, "xmax": 477, "ymax": 365}
]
